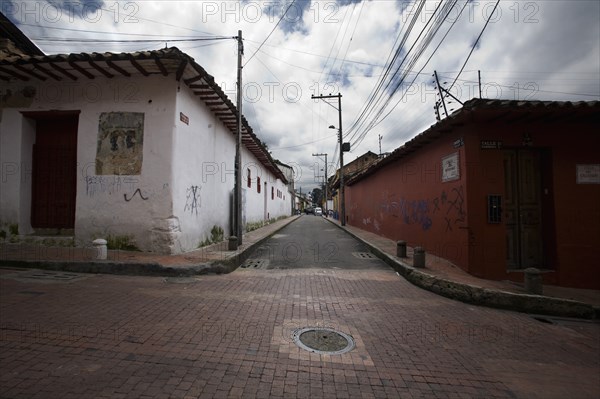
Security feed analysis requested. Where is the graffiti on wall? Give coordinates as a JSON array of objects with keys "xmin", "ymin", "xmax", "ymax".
[
  {"xmin": 184, "ymin": 185, "xmax": 201, "ymax": 215},
  {"xmin": 95, "ymin": 112, "xmax": 144, "ymax": 175},
  {"xmin": 432, "ymin": 186, "xmax": 466, "ymax": 232},
  {"xmin": 85, "ymin": 175, "xmax": 138, "ymax": 197},
  {"xmin": 377, "ymin": 185, "xmax": 466, "ymax": 232},
  {"xmin": 124, "ymin": 188, "xmax": 148, "ymax": 202}
]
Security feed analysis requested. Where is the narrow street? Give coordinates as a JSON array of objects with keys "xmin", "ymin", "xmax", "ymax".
[
  {"xmin": 0, "ymin": 216, "xmax": 599, "ymax": 398},
  {"xmin": 244, "ymin": 215, "xmax": 389, "ymax": 270}
]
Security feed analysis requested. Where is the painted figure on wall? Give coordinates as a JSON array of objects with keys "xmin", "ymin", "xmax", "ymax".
[{"xmin": 96, "ymin": 112, "xmax": 144, "ymax": 175}]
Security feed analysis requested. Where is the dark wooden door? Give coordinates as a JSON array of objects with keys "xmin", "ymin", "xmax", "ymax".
[
  {"xmin": 31, "ymin": 116, "xmax": 78, "ymax": 229},
  {"xmin": 504, "ymin": 149, "xmax": 544, "ymax": 269}
]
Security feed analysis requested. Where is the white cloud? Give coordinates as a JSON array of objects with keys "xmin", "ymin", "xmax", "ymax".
[{"xmin": 6, "ymin": 0, "xmax": 599, "ymax": 192}]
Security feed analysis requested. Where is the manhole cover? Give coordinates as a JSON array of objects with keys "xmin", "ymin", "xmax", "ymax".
[
  {"xmin": 352, "ymin": 252, "xmax": 376, "ymax": 259},
  {"xmin": 241, "ymin": 259, "xmax": 269, "ymax": 269},
  {"xmin": 292, "ymin": 327, "xmax": 355, "ymax": 355}
]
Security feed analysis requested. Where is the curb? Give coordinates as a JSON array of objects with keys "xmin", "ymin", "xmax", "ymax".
[
  {"xmin": 0, "ymin": 216, "xmax": 302, "ymax": 277},
  {"xmin": 326, "ymin": 218, "xmax": 600, "ymax": 320}
]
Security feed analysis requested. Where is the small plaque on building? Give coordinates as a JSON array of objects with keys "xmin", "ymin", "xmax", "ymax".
[
  {"xmin": 481, "ymin": 140, "xmax": 502, "ymax": 149},
  {"xmin": 442, "ymin": 152, "xmax": 460, "ymax": 182},
  {"xmin": 576, "ymin": 164, "xmax": 600, "ymax": 184},
  {"xmin": 453, "ymin": 138, "xmax": 464, "ymax": 148},
  {"xmin": 180, "ymin": 112, "xmax": 189, "ymax": 125}
]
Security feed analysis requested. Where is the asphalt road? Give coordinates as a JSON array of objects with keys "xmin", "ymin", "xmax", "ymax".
[
  {"xmin": 245, "ymin": 215, "xmax": 389, "ymax": 270},
  {"xmin": 0, "ymin": 216, "xmax": 599, "ymax": 398}
]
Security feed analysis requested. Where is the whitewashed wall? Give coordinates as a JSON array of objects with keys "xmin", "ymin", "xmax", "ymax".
[
  {"xmin": 1, "ymin": 74, "xmax": 291, "ymax": 254},
  {"xmin": 0, "ymin": 76, "xmax": 176, "ymax": 252},
  {"xmin": 172, "ymin": 83, "xmax": 291, "ymax": 252}
]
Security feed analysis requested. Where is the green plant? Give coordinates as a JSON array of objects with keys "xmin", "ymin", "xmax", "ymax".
[
  {"xmin": 210, "ymin": 225, "xmax": 224, "ymax": 243},
  {"xmin": 106, "ymin": 234, "xmax": 139, "ymax": 251},
  {"xmin": 8, "ymin": 224, "xmax": 18, "ymax": 236},
  {"xmin": 198, "ymin": 225, "xmax": 225, "ymax": 248},
  {"xmin": 0, "ymin": 230, "xmax": 6, "ymax": 240}
]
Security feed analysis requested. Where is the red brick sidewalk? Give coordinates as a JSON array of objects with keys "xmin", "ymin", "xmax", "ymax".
[
  {"xmin": 0, "ymin": 216, "xmax": 301, "ymax": 270},
  {"xmin": 324, "ymin": 216, "xmax": 600, "ymax": 307}
]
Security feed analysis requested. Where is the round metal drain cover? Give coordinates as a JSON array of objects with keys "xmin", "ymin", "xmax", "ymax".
[{"xmin": 292, "ymin": 327, "xmax": 355, "ymax": 355}]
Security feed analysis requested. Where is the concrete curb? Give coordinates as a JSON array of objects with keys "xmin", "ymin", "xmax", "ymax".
[
  {"xmin": 0, "ymin": 216, "xmax": 302, "ymax": 277},
  {"xmin": 326, "ymin": 218, "xmax": 600, "ymax": 320}
]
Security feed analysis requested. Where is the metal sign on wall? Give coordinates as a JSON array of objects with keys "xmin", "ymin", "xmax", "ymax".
[
  {"xmin": 576, "ymin": 164, "xmax": 600, "ymax": 184},
  {"xmin": 442, "ymin": 152, "xmax": 460, "ymax": 182}
]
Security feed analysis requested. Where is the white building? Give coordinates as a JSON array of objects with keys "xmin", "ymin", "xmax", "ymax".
[{"xmin": 0, "ymin": 46, "xmax": 291, "ymax": 254}]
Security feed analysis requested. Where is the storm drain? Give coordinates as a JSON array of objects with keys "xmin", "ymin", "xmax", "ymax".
[
  {"xmin": 241, "ymin": 259, "xmax": 269, "ymax": 269},
  {"xmin": 352, "ymin": 252, "xmax": 377, "ymax": 259},
  {"xmin": 18, "ymin": 270, "xmax": 84, "ymax": 281},
  {"xmin": 292, "ymin": 327, "xmax": 355, "ymax": 355}
]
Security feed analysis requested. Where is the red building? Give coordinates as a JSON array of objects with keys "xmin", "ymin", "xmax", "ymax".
[{"xmin": 346, "ymin": 99, "xmax": 600, "ymax": 289}]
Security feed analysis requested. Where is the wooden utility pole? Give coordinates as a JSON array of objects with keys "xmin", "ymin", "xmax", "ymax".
[
  {"xmin": 311, "ymin": 93, "xmax": 346, "ymax": 225},
  {"xmin": 234, "ymin": 30, "xmax": 243, "ymax": 246}
]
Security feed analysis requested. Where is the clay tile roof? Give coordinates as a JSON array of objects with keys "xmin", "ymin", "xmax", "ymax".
[{"xmin": 0, "ymin": 45, "xmax": 287, "ymax": 183}]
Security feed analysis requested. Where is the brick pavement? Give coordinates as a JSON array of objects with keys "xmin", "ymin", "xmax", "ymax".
[
  {"xmin": 1, "ymin": 266, "xmax": 599, "ymax": 398},
  {"xmin": 325, "ymin": 217, "xmax": 600, "ymax": 308}
]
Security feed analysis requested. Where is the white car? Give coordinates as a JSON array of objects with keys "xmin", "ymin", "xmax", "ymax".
[{"xmin": 314, "ymin": 207, "xmax": 323, "ymax": 216}]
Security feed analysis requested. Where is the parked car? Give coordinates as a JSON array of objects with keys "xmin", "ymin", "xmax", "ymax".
[
  {"xmin": 305, "ymin": 207, "xmax": 314, "ymax": 215},
  {"xmin": 314, "ymin": 207, "xmax": 323, "ymax": 216}
]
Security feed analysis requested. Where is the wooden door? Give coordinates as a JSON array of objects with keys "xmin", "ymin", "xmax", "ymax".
[
  {"xmin": 504, "ymin": 149, "xmax": 544, "ymax": 269},
  {"xmin": 31, "ymin": 116, "xmax": 78, "ymax": 229}
]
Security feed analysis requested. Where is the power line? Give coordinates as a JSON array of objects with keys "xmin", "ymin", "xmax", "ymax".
[
  {"xmin": 243, "ymin": 0, "xmax": 297, "ymax": 67},
  {"xmin": 447, "ymin": 0, "xmax": 500, "ymax": 93}
]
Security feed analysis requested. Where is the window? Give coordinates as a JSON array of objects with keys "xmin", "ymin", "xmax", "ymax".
[
  {"xmin": 247, "ymin": 168, "xmax": 251, "ymax": 188},
  {"xmin": 271, "ymin": 187, "xmax": 274, "ymax": 200},
  {"xmin": 257, "ymin": 177, "xmax": 261, "ymax": 193}
]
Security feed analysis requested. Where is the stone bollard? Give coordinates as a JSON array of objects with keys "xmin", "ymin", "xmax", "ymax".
[
  {"xmin": 413, "ymin": 247, "xmax": 425, "ymax": 268},
  {"xmin": 228, "ymin": 236, "xmax": 238, "ymax": 251},
  {"xmin": 524, "ymin": 267, "xmax": 543, "ymax": 295},
  {"xmin": 396, "ymin": 241, "xmax": 407, "ymax": 258},
  {"xmin": 92, "ymin": 239, "xmax": 108, "ymax": 260}
]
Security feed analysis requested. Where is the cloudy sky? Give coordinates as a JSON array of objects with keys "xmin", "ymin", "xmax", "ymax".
[{"xmin": 5, "ymin": 0, "xmax": 600, "ymax": 192}]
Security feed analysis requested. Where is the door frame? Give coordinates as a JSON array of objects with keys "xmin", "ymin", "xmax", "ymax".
[{"xmin": 503, "ymin": 147, "xmax": 555, "ymax": 270}]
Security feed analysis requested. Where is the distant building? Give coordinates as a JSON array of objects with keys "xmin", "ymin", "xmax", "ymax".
[
  {"xmin": 275, "ymin": 160, "xmax": 296, "ymax": 214},
  {"xmin": 346, "ymin": 99, "xmax": 600, "ymax": 289},
  {"xmin": 329, "ymin": 151, "xmax": 380, "ymax": 220}
]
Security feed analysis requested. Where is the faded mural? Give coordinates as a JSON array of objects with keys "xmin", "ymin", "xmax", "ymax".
[{"xmin": 96, "ymin": 112, "xmax": 144, "ymax": 175}]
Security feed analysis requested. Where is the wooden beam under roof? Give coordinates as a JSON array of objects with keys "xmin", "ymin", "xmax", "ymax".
[
  {"xmin": 106, "ymin": 60, "xmax": 131, "ymax": 77},
  {"xmin": 154, "ymin": 57, "xmax": 169, "ymax": 76},
  {"xmin": 89, "ymin": 60, "xmax": 113, "ymax": 78},
  {"xmin": 128, "ymin": 55, "xmax": 149, "ymax": 76},
  {"xmin": 175, "ymin": 59, "xmax": 188, "ymax": 81},
  {"xmin": 13, "ymin": 64, "xmax": 46, "ymax": 81},
  {"xmin": 0, "ymin": 65, "xmax": 29, "ymax": 80},
  {"xmin": 31, "ymin": 61, "xmax": 61, "ymax": 80},
  {"xmin": 49, "ymin": 62, "xmax": 77, "ymax": 80},
  {"xmin": 69, "ymin": 61, "xmax": 95, "ymax": 79}
]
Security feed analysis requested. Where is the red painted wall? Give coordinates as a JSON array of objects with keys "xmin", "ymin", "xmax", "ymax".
[
  {"xmin": 346, "ymin": 134, "xmax": 470, "ymax": 272},
  {"xmin": 347, "ymin": 118, "xmax": 600, "ymax": 289}
]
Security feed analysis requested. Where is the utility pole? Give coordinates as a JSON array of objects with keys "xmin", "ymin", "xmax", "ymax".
[
  {"xmin": 378, "ymin": 135, "xmax": 382, "ymax": 157},
  {"xmin": 311, "ymin": 93, "xmax": 346, "ymax": 226},
  {"xmin": 478, "ymin": 70, "xmax": 482, "ymax": 99},
  {"xmin": 312, "ymin": 153, "xmax": 327, "ymax": 215},
  {"xmin": 234, "ymin": 30, "xmax": 243, "ymax": 247}
]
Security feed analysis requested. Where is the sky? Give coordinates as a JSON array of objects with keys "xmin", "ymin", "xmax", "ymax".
[{"xmin": 4, "ymin": 0, "xmax": 600, "ymax": 193}]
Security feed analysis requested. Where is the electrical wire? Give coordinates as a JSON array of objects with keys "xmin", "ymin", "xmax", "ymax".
[{"xmin": 243, "ymin": 0, "xmax": 297, "ymax": 67}]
